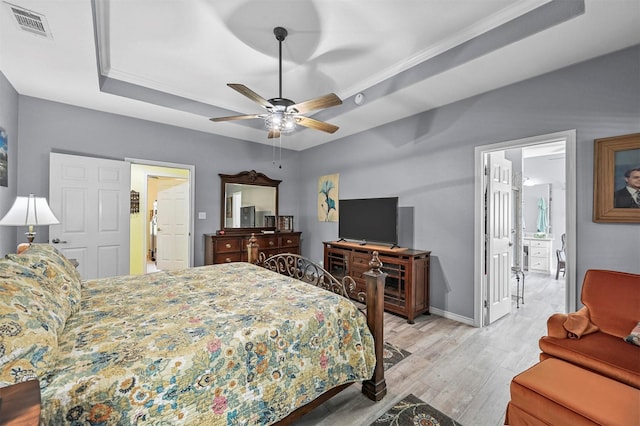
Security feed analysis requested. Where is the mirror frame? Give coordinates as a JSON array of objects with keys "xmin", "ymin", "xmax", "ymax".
[{"xmin": 219, "ymin": 170, "xmax": 281, "ymax": 233}]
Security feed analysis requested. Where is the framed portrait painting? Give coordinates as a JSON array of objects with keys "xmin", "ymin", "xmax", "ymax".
[{"xmin": 593, "ymin": 133, "xmax": 640, "ymax": 223}]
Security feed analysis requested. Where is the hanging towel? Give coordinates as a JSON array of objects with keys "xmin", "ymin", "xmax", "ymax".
[{"xmin": 536, "ymin": 197, "xmax": 548, "ymax": 233}]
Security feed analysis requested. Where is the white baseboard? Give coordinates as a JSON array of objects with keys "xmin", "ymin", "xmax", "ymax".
[{"xmin": 428, "ymin": 306, "xmax": 476, "ymax": 327}]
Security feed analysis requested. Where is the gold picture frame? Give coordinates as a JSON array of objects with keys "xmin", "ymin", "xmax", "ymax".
[{"xmin": 593, "ymin": 133, "xmax": 640, "ymax": 223}]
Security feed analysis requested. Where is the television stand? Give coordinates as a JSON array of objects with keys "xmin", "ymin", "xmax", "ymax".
[{"xmin": 323, "ymin": 241, "xmax": 430, "ymax": 324}]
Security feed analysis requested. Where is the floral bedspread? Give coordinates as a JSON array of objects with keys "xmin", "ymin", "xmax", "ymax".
[{"xmin": 40, "ymin": 263, "xmax": 376, "ymax": 425}]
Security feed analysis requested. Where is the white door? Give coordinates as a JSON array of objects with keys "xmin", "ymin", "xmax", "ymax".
[
  {"xmin": 49, "ymin": 153, "xmax": 130, "ymax": 279},
  {"xmin": 155, "ymin": 179, "xmax": 189, "ymax": 270},
  {"xmin": 486, "ymin": 152, "xmax": 512, "ymax": 324}
]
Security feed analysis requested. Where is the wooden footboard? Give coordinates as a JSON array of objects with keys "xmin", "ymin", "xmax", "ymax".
[{"xmin": 247, "ymin": 234, "xmax": 387, "ymax": 423}]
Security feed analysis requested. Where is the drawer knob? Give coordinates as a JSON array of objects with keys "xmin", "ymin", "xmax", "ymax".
[
  {"xmin": 286, "ymin": 239, "xmax": 292, "ymax": 244},
  {"xmin": 225, "ymin": 257, "xmax": 232, "ymax": 263},
  {"xmin": 269, "ymin": 241, "xmax": 274, "ymax": 246},
  {"xmin": 225, "ymin": 243, "xmax": 232, "ymax": 249}
]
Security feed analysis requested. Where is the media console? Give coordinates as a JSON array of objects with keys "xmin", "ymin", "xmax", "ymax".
[{"xmin": 323, "ymin": 241, "xmax": 430, "ymax": 324}]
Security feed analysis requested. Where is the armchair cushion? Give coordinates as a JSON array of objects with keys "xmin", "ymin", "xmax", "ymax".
[{"xmin": 540, "ymin": 332, "xmax": 640, "ymax": 389}]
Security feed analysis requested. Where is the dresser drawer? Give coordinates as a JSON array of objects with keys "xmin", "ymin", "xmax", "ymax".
[
  {"xmin": 350, "ymin": 252, "xmax": 371, "ymax": 272},
  {"xmin": 530, "ymin": 247, "xmax": 549, "ymax": 257},
  {"xmin": 215, "ymin": 252, "xmax": 243, "ymax": 263},
  {"xmin": 528, "ymin": 239, "xmax": 550, "ymax": 248},
  {"xmin": 246, "ymin": 236, "xmax": 279, "ymax": 250},
  {"xmin": 215, "ymin": 238, "xmax": 242, "ymax": 253},
  {"xmin": 529, "ymin": 256, "xmax": 550, "ymax": 271},
  {"xmin": 280, "ymin": 234, "xmax": 299, "ymax": 248}
]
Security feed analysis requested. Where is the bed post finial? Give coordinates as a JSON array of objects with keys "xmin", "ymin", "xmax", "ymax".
[
  {"xmin": 362, "ymin": 251, "xmax": 387, "ymax": 401},
  {"xmin": 368, "ymin": 251, "xmax": 383, "ymax": 272},
  {"xmin": 247, "ymin": 233, "xmax": 259, "ymax": 264}
]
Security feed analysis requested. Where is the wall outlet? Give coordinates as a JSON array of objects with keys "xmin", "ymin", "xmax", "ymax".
[{"xmin": 198, "ymin": 212, "xmax": 206, "ymax": 220}]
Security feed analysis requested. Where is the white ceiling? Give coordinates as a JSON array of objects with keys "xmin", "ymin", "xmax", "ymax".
[{"xmin": 1, "ymin": 0, "xmax": 639, "ymax": 151}]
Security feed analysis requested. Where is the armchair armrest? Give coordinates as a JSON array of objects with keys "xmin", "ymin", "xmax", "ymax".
[{"xmin": 547, "ymin": 313, "xmax": 570, "ymax": 338}]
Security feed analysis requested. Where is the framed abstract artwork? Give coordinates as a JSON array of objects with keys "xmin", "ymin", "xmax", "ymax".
[
  {"xmin": 593, "ymin": 133, "xmax": 640, "ymax": 223},
  {"xmin": 0, "ymin": 127, "xmax": 7, "ymax": 187},
  {"xmin": 318, "ymin": 173, "xmax": 339, "ymax": 222}
]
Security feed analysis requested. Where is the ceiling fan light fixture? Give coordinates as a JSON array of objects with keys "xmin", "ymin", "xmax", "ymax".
[
  {"xmin": 210, "ymin": 26, "xmax": 341, "ymax": 137},
  {"xmin": 265, "ymin": 112, "xmax": 296, "ymax": 134}
]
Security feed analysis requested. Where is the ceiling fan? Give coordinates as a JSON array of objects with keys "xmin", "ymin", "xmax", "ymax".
[{"xmin": 210, "ymin": 27, "xmax": 343, "ymax": 139}]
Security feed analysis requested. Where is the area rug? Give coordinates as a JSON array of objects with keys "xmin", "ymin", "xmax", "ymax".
[
  {"xmin": 371, "ymin": 394, "xmax": 463, "ymax": 426},
  {"xmin": 383, "ymin": 341, "xmax": 411, "ymax": 370}
]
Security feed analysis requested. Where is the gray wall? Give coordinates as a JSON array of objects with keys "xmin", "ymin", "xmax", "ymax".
[
  {"xmin": 0, "ymin": 71, "xmax": 19, "ymax": 255},
  {"xmin": 5, "ymin": 45, "xmax": 640, "ymax": 322},
  {"xmin": 296, "ymin": 45, "xmax": 640, "ymax": 321},
  {"xmin": 14, "ymin": 98, "xmax": 301, "ymax": 265}
]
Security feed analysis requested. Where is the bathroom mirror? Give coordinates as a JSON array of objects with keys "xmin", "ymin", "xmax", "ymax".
[{"xmin": 219, "ymin": 170, "xmax": 280, "ymax": 231}]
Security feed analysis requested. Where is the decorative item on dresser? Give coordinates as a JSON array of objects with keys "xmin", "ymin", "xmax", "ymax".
[
  {"xmin": 204, "ymin": 231, "xmax": 301, "ymax": 265},
  {"xmin": 323, "ymin": 240, "xmax": 430, "ymax": 324}
]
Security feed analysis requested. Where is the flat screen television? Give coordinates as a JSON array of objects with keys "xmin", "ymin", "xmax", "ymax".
[{"xmin": 339, "ymin": 197, "xmax": 398, "ymax": 245}]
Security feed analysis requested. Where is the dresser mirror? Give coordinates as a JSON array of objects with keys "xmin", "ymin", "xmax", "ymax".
[{"xmin": 220, "ymin": 170, "xmax": 280, "ymax": 232}]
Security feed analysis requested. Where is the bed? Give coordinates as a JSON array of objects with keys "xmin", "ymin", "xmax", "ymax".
[{"xmin": 0, "ymin": 243, "xmax": 386, "ymax": 424}]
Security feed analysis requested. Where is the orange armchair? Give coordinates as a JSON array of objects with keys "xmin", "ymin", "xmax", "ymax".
[{"xmin": 539, "ymin": 269, "xmax": 640, "ymax": 389}]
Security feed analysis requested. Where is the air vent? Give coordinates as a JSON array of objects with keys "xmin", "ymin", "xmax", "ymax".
[{"xmin": 3, "ymin": 2, "xmax": 53, "ymax": 39}]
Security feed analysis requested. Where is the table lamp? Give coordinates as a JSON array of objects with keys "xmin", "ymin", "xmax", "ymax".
[{"xmin": 0, "ymin": 194, "xmax": 60, "ymax": 253}]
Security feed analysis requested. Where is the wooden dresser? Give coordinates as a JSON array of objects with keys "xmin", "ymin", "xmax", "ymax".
[
  {"xmin": 524, "ymin": 237, "xmax": 553, "ymax": 273},
  {"xmin": 323, "ymin": 241, "xmax": 430, "ymax": 324},
  {"xmin": 204, "ymin": 231, "xmax": 301, "ymax": 265}
]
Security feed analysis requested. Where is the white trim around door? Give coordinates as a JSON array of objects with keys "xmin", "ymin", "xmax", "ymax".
[
  {"xmin": 473, "ymin": 130, "xmax": 577, "ymax": 327},
  {"xmin": 126, "ymin": 158, "xmax": 195, "ymax": 271}
]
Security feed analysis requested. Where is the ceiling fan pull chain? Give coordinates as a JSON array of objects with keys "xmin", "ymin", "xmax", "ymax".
[{"xmin": 279, "ymin": 134, "xmax": 282, "ymax": 169}]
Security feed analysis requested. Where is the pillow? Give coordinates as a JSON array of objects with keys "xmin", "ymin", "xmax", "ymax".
[
  {"xmin": 7, "ymin": 243, "xmax": 82, "ymax": 314},
  {"xmin": 0, "ymin": 259, "xmax": 62, "ymax": 383},
  {"xmin": 624, "ymin": 322, "xmax": 640, "ymax": 346}
]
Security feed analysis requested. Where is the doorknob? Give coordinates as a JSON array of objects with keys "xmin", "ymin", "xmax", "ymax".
[{"xmin": 51, "ymin": 238, "xmax": 67, "ymax": 244}]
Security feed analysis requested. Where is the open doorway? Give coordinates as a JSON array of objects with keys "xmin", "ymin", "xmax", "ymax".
[
  {"xmin": 474, "ymin": 130, "xmax": 577, "ymax": 327},
  {"xmin": 129, "ymin": 159, "xmax": 194, "ymax": 275}
]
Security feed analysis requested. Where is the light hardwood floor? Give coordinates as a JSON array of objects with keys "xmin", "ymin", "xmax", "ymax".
[{"xmin": 294, "ymin": 272, "xmax": 566, "ymax": 426}]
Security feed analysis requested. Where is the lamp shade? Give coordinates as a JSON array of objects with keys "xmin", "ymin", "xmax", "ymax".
[{"xmin": 0, "ymin": 194, "xmax": 59, "ymax": 226}]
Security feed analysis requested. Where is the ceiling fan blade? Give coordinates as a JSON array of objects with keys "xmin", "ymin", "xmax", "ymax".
[
  {"xmin": 268, "ymin": 130, "xmax": 280, "ymax": 139},
  {"xmin": 296, "ymin": 116, "xmax": 339, "ymax": 134},
  {"xmin": 290, "ymin": 93, "xmax": 342, "ymax": 114},
  {"xmin": 228, "ymin": 84, "xmax": 273, "ymax": 109},
  {"xmin": 210, "ymin": 114, "xmax": 262, "ymax": 122}
]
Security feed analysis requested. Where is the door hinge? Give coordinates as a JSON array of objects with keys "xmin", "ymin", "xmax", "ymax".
[{"xmin": 484, "ymin": 300, "xmax": 488, "ymax": 308}]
